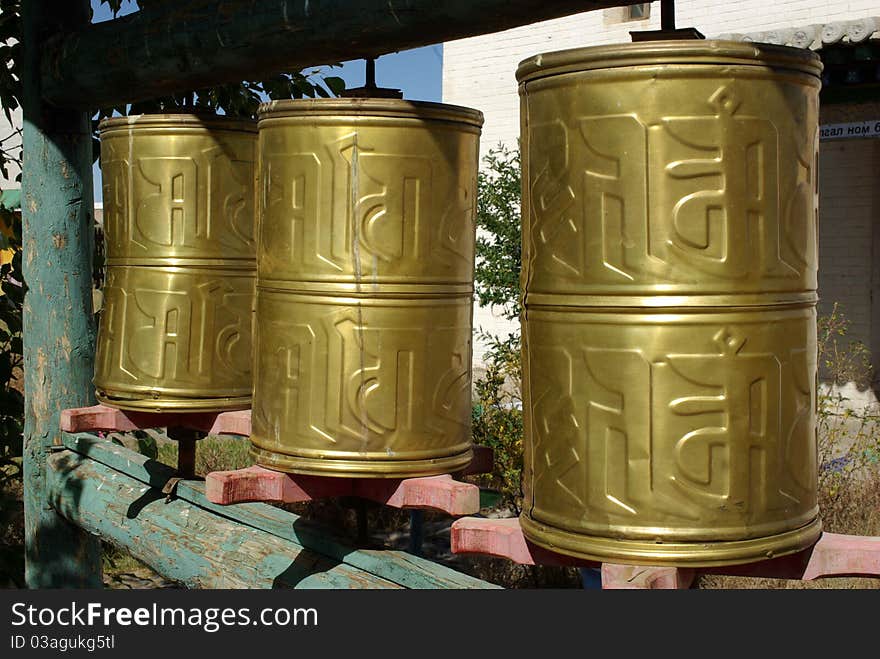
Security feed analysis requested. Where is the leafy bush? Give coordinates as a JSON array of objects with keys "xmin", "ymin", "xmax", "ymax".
[
  {"xmin": 471, "ymin": 332, "xmax": 523, "ymax": 513},
  {"xmin": 0, "ymin": 203, "xmax": 22, "ymax": 491},
  {"xmin": 474, "ymin": 145, "xmax": 521, "ymax": 321},
  {"xmin": 816, "ymin": 304, "xmax": 880, "ymax": 527},
  {"xmin": 470, "ymin": 145, "xmax": 524, "ymax": 512}
]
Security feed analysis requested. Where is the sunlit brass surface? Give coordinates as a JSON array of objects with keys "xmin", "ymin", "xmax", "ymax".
[
  {"xmin": 95, "ymin": 114, "xmax": 257, "ymax": 412},
  {"xmin": 252, "ymin": 99, "xmax": 482, "ymax": 477},
  {"xmin": 518, "ymin": 41, "xmax": 823, "ymax": 566}
]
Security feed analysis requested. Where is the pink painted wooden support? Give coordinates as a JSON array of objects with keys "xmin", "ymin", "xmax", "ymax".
[
  {"xmin": 59, "ymin": 407, "xmax": 491, "ymax": 472},
  {"xmin": 709, "ymin": 532, "xmax": 880, "ymax": 581},
  {"xmin": 356, "ymin": 475, "xmax": 479, "ymax": 516},
  {"xmin": 205, "ymin": 466, "xmax": 481, "ymax": 516},
  {"xmin": 801, "ymin": 532, "xmax": 880, "ymax": 580},
  {"xmin": 60, "ymin": 404, "xmax": 251, "ymax": 436},
  {"xmin": 451, "ymin": 517, "xmax": 599, "ymax": 567},
  {"xmin": 204, "ymin": 465, "xmax": 351, "ymax": 504},
  {"xmin": 600, "ymin": 564, "xmax": 695, "ymax": 590},
  {"xmin": 450, "ymin": 516, "xmax": 880, "ymax": 588},
  {"xmin": 63, "ymin": 404, "xmax": 489, "ymax": 516}
]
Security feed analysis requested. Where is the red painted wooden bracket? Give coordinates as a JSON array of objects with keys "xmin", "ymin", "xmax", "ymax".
[
  {"xmin": 450, "ymin": 517, "xmax": 880, "ymax": 588},
  {"xmin": 205, "ymin": 465, "xmax": 481, "ymax": 516},
  {"xmin": 451, "ymin": 517, "xmax": 599, "ymax": 568},
  {"xmin": 600, "ymin": 564, "xmax": 695, "ymax": 590},
  {"xmin": 709, "ymin": 532, "xmax": 880, "ymax": 581},
  {"xmin": 60, "ymin": 404, "xmax": 251, "ymax": 436}
]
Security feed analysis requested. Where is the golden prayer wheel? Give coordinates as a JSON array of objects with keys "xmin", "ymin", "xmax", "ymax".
[
  {"xmin": 95, "ymin": 114, "xmax": 257, "ymax": 412},
  {"xmin": 518, "ymin": 41, "xmax": 823, "ymax": 566},
  {"xmin": 252, "ymin": 99, "xmax": 483, "ymax": 477}
]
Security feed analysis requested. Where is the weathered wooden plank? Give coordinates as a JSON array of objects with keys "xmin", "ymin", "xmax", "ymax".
[
  {"xmin": 46, "ymin": 451, "xmax": 402, "ymax": 589},
  {"xmin": 42, "ymin": 0, "xmax": 633, "ymax": 109},
  {"xmin": 62, "ymin": 432, "xmax": 497, "ymax": 589},
  {"xmin": 21, "ymin": 0, "xmax": 102, "ymax": 588},
  {"xmin": 184, "ymin": 481, "xmax": 498, "ymax": 589}
]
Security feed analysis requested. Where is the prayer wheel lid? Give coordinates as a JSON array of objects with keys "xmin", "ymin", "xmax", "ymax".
[
  {"xmin": 98, "ymin": 113, "xmax": 257, "ymax": 133},
  {"xmin": 257, "ymin": 98, "xmax": 484, "ymax": 128},
  {"xmin": 516, "ymin": 39, "xmax": 823, "ymax": 84}
]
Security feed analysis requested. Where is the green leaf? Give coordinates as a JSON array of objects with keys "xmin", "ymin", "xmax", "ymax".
[{"xmin": 324, "ymin": 76, "xmax": 346, "ymax": 96}]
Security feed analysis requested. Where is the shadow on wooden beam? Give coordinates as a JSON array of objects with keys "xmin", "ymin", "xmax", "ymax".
[{"xmin": 54, "ymin": 432, "xmax": 498, "ymax": 589}]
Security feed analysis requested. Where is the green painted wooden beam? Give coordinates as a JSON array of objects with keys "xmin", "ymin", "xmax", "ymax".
[
  {"xmin": 61, "ymin": 432, "xmax": 498, "ymax": 589},
  {"xmin": 47, "ymin": 451, "xmax": 404, "ymax": 589},
  {"xmin": 21, "ymin": 0, "xmax": 102, "ymax": 588},
  {"xmin": 41, "ymin": 0, "xmax": 633, "ymax": 109}
]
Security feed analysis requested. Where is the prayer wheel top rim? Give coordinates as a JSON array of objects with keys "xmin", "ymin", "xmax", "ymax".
[
  {"xmin": 256, "ymin": 98, "xmax": 484, "ymax": 128},
  {"xmin": 516, "ymin": 39, "xmax": 823, "ymax": 84},
  {"xmin": 98, "ymin": 113, "xmax": 257, "ymax": 134}
]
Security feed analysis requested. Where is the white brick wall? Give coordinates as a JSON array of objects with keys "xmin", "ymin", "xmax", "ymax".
[
  {"xmin": 472, "ymin": 302, "xmax": 518, "ymax": 366},
  {"xmin": 817, "ymin": 139, "xmax": 880, "ymax": 355}
]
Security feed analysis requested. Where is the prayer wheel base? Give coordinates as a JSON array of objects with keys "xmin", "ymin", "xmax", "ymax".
[
  {"xmin": 519, "ymin": 513, "xmax": 823, "ymax": 568},
  {"xmin": 95, "ymin": 391, "xmax": 251, "ymax": 414},
  {"xmin": 249, "ymin": 445, "xmax": 474, "ymax": 479}
]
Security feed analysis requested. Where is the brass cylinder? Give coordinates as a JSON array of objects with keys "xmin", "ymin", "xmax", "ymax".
[
  {"xmin": 252, "ymin": 99, "xmax": 483, "ymax": 477},
  {"xmin": 518, "ymin": 41, "xmax": 823, "ymax": 566},
  {"xmin": 95, "ymin": 114, "xmax": 257, "ymax": 412}
]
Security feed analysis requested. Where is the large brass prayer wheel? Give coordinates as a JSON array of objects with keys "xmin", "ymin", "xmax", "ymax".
[
  {"xmin": 518, "ymin": 41, "xmax": 823, "ymax": 566},
  {"xmin": 95, "ymin": 114, "xmax": 257, "ymax": 412},
  {"xmin": 252, "ymin": 99, "xmax": 483, "ymax": 477}
]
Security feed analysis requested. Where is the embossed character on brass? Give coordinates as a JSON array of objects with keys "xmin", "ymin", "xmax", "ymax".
[
  {"xmin": 518, "ymin": 41, "xmax": 823, "ymax": 566},
  {"xmin": 95, "ymin": 114, "xmax": 257, "ymax": 412},
  {"xmin": 252, "ymin": 99, "xmax": 483, "ymax": 477}
]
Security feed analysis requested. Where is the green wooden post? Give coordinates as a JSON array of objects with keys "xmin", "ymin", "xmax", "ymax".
[{"xmin": 21, "ymin": 0, "xmax": 102, "ymax": 588}]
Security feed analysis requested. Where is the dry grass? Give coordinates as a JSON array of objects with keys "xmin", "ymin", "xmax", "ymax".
[
  {"xmin": 155, "ymin": 433, "xmax": 253, "ymax": 475},
  {"xmin": 697, "ymin": 470, "xmax": 880, "ymax": 589}
]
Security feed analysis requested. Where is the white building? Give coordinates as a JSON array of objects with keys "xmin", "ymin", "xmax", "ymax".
[{"xmin": 443, "ymin": 1, "xmax": 880, "ymax": 375}]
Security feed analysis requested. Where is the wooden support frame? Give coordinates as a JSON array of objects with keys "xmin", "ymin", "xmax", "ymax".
[
  {"xmin": 21, "ymin": 0, "xmax": 103, "ymax": 588},
  {"xmin": 206, "ymin": 467, "xmax": 481, "ymax": 515},
  {"xmin": 61, "ymin": 404, "xmax": 252, "ymax": 436},
  {"xmin": 62, "ymin": 404, "xmax": 493, "ymax": 516},
  {"xmin": 42, "ymin": 1, "xmax": 634, "ymax": 108},
  {"xmin": 26, "ymin": 0, "xmax": 856, "ymax": 592},
  {"xmin": 25, "ymin": 0, "xmax": 641, "ymax": 589},
  {"xmin": 51, "ymin": 432, "xmax": 496, "ymax": 589}
]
